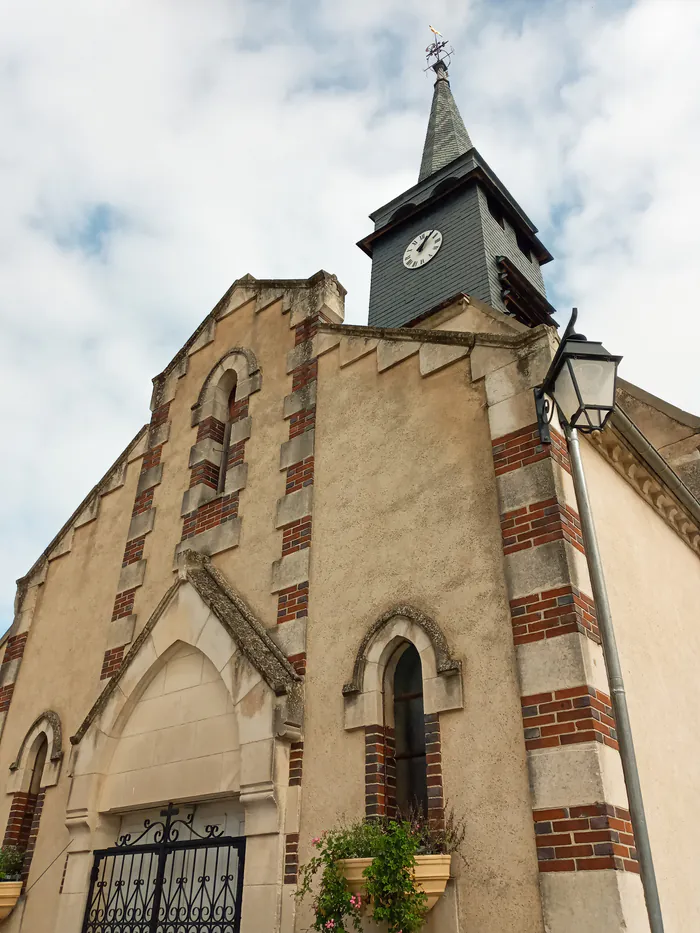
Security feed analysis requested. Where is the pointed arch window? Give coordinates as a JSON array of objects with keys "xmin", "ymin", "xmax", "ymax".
[
  {"xmin": 4, "ymin": 733, "xmax": 49, "ymax": 882},
  {"xmin": 393, "ymin": 645, "xmax": 428, "ymax": 818}
]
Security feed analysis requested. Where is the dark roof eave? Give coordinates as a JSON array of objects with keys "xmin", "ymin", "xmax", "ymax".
[{"xmin": 358, "ymin": 164, "xmax": 553, "ymax": 265}]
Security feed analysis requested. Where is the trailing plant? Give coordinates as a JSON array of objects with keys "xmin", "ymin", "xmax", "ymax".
[
  {"xmin": 296, "ymin": 810, "xmax": 465, "ymax": 932},
  {"xmin": 0, "ymin": 846, "xmax": 23, "ymax": 882},
  {"xmin": 362, "ymin": 820, "xmax": 427, "ymax": 933}
]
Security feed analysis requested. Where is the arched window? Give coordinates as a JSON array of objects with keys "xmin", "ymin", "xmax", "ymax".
[
  {"xmin": 4, "ymin": 733, "xmax": 49, "ymax": 881},
  {"xmin": 393, "ymin": 645, "xmax": 428, "ymax": 817},
  {"xmin": 216, "ymin": 380, "xmax": 238, "ymax": 493}
]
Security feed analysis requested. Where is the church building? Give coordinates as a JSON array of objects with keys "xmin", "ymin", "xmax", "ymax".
[{"xmin": 0, "ymin": 40, "xmax": 698, "ymax": 933}]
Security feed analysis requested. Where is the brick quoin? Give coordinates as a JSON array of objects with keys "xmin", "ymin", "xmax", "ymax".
[
  {"xmin": 141, "ymin": 444, "xmax": 163, "ymax": 472},
  {"xmin": 501, "ymin": 498, "xmax": 584, "ymax": 555},
  {"xmin": 1, "ymin": 633, "xmax": 28, "ymax": 665},
  {"xmin": 534, "ymin": 803, "xmax": 638, "ymax": 873},
  {"xmin": 189, "ymin": 460, "xmax": 220, "ymax": 491},
  {"xmin": 287, "ymin": 653, "xmax": 307, "ymax": 676},
  {"xmin": 182, "ymin": 495, "xmax": 239, "ymax": 541},
  {"xmin": 112, "ymin": 589, "xmax": 136, "ymax": 622},
  {"xmin": 21, "ymin": 788, "xmax": 45, "ymax": 882},
  {"xmin": 0, "ymin": 684, "xmax": 15, "ymax": 713},
  {"xmin": 132, "ymin": 488, "xmax": 155, "ymax": 517},
  {"xmin": 284, "ymin": 833, "xmax": 300, "ymax": 884},
  {"xmin": 197, "ymin": 416, "xmax": 225, "ymax": 444},
  {"xmin": 289, "ymin": 742, "xmax": 304, "ymax": 787},
  {"xmin": 285, "ymin": 457, "xmax": 315, "ymax": 495},
  {"xmin": 3, "ymin": 791, "xmax": 34, "ymax": 848},
  {"xmin": 276, "ymin": 316, "xmax": 318, "ymax": 669},
  {"xmin": 150, "ymin": 402, "xmax": 171, "ymax": 430},
  {"xmin": 425, "ymin": 714, "xmax": 445, "ymax": 829},
  {"xmin": 510, "ymin": 586, "xmax": 599, "ymax": 645},
  {"xmin": 492, "ymin": 423, "xmax": 571, "ymax": 476},
  {"xmin": 521, "ymin": 686, "xmax": 618, "ymax": 751},
  {"xmin": 122, "ymin": 535, "xmax": 145, "ymax": 567},
  {"xmin": 101, "ymin": 645, "xmax": 126, "ymax": 680},
  {"xmin": 365, "ymin": 725, "xmax": 395, "ymax": 819}
]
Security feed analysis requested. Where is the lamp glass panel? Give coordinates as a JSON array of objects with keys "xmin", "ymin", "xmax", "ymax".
[
  {"xmin": 551, "ymin": 360, "xmax": 580, "ymax": 423},
  {"xmin": 568, "ymin": 357, "xmax": 617, "ymax": 409}
]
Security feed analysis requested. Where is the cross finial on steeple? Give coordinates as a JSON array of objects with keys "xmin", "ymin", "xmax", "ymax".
[{"xmin": 419, "ymin": 28, "xmax": 472, "ymax": 182}]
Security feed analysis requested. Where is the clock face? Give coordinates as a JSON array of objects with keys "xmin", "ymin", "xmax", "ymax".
[{"xmin": 403, "ymin": 229, "xmax": 443, "ymax": 269}]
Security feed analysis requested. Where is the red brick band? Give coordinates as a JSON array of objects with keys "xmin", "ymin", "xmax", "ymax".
[
  {"xmin": 365, "ymin": 724, "xmax": 395, "ymax": 819},
  {"xmin": 2, "ymin": 634, "xmax": 28, "ymax": 666},
  {"xmin": 492, "ymin": 424, "xmax": 570, "ymax": 476},
  {"xmin": 425, "ymin": 714, "xmax": 444, "ymax": 829},
  {"xmin": 284, "ymin": 833, "xmax": 299, "ymax": 884},
  {"xmin": 522, "ymin": 686, "xmax": 617, "ymax": 751},
  {"xmin": 501, "ymin": 497, "xmax": 584, "ymax": 556},
  {"xmin": 510, "ymin": 586, "xmax": 599, "ymax": 645},
  {"xmin": 101, "ymin": 645, "xmax": 127, "ymax": 681},
  {"xmin": 0, "ymin": 684, "xmax": 15, "ymax": 713},
  {"xmin": 534, "ymin": 804, "xmax": 638, "ymax": 873},
  {"xmin": 277, "ymin": 584, "xmax": 309, "ymax": 624},
  {"xmin": 289, "ymin": 741, "xmax": 304, "ymax": 787}
]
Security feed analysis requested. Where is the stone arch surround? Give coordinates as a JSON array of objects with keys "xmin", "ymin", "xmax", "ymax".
[{"xmin": 54, "ymin": 573, "xmax": 299, "ymax": 933}]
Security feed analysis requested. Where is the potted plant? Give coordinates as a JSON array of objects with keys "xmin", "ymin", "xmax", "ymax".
[
  {"xmin": 0, "ymin": 846, "xmax": 23, "ymax": 919},
  {"xmin": 296, "ymin": 810, "xmax": 465, "ymax": 932}
]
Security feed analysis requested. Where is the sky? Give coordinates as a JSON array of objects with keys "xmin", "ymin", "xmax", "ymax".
[{"xmin": 1, "ymin": 0, "xmax": 699, "ymax": 627}]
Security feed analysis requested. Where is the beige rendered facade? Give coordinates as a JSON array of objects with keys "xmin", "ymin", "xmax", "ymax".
[{"xmin": 0, "ymin": 271, "xmax": 697, "ymax": 933}]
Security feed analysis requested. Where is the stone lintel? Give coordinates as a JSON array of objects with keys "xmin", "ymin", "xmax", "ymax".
[
  {"xmin": 286, "ymin": 340, "xmax": 315, "ymax": 374},
  {"xmin": 528, "ymin": 742, "xmax": 627, "ymax": 811},
  {"xmin": 280, "ymin": 431, "xmax": 315, "ymax": 471},
  {"xmin": 181, "ymin": 483, "xmax": 218, "ymax": 516},
  {"xmin": 117, "ymin": 559, "xmax": 147, "ymax": 594},
  {"xmin": 271, "ymin": 550, "xmax": 310, "ymax": 594},
  {"xmin": 504, "ymin": 539, "xmax": 591, "ymax": 601},
  {"xmin": 174, "ymin": 520, "xmax": 241, "ymax": 564},
  {"xmin": 127, "ymin": 508, "xmax": 156, "ymax": 542},
  {"xmin": 105, "ymin": 615, "xmax": 137, "ymax": 651},
  {"xmin": 283, "ymin": 384, "xmax": 317, "ymax": 419},
  {"xmin": 189, "ymin": 439, "xmax": 223, "ymax": 469},
  {"xmin": 148, "ymin": 420, "xmax": 171, "ymax": 449},
  {"xmin": 229, "ymin": 416, "xmax": 252, "ymax": 445},
  {"xmin": 268, "ymin": 618, "xmax": 307, "ymax": 658},
  {"xmin": 517, "ymin": 633, "xmax": 608, "ymax": 699},
  {"xmin": 137, "ymin": 464, "xmax": 163, "ymax": 497},
  {"xmin": 275, "ymin": 488, "xmax": 313, "ymax": 529},
  {"xmin": 224, "ymin": 463, "xmax": 249, "ymax": 495}
]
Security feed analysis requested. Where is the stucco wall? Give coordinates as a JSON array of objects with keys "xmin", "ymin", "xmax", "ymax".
[
  {"xmin": 582, "ymin": 439, "xmax": 700, "ymax": 933},
  {"xmin": 300, "ymin": 345, "xmax": 544, "ymax": 932}
]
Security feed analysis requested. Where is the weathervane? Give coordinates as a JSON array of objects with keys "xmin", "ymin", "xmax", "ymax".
[{"xmin": 425, "ymin": 25, "xmax": 453, "ymax": 74}]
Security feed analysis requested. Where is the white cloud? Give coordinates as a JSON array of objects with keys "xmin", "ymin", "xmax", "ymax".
[{"xmin": 0, "ymin": 0, "xmax": 698, "ymax": 623}]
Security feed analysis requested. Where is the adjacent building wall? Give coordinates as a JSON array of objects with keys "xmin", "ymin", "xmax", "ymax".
[{"xmin": 583, "ymin": 440, "xmax": 700, "ymax": 933}]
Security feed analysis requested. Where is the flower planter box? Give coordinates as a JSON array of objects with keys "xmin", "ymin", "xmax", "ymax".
[
  {"xmin": 336, "ymin": 854, "xmax": 451, "ymax": 911},
  {"xmin": 0, "ymin": 881, "xmax": 22, "ymax": 920}
]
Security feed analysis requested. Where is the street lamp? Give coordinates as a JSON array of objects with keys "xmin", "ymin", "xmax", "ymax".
[{"xmin": 535, "ymin": 309, "xmax": 664, "ymax": 933}]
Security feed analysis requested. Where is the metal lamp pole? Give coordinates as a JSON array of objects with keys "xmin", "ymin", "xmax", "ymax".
[{"xmin": 565, "ymin": 425, "xmax": 664, "ymax": 933}]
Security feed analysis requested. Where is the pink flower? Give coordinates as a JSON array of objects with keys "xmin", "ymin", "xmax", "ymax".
[
  {"xmin": 312, "ymin": 837, "xmax": 321, "ymax": 846},
  {"xmin": 324, "ymin": 922, "xmax": 335, "ymax": 930},
  {"xmin": 349, "ymin": 894, "xmax": 362, "ymax": 909}
]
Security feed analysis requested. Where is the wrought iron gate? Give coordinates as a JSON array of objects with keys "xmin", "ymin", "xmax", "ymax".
[{"xmin": 81, "ymin": 804, "xmax": 246, "ymax": 933}]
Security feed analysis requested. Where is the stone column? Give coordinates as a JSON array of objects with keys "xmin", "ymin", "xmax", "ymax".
[{"xmin": 474, "ymin": 330, "xmax": 649, "ymax": 933}]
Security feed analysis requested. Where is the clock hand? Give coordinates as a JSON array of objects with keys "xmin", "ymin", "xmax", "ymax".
[{"xmin": 417, "ymin": 230, "xmax": 433, "ymax": 253}]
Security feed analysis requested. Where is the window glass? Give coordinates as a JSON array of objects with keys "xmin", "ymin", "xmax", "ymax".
[{"xmin": 393, "ymin": 645, "xmax": 428, "ymax": 817}]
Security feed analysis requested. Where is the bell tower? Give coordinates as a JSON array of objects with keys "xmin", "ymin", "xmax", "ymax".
[{"xmin": 359, "ymin": 33, "xmax": 557, "ymax": 330}]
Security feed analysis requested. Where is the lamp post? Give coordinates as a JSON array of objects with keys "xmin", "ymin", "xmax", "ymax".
[{"xmin": 534, "ymin": 309, "xmax": 664, "ymax": 933}]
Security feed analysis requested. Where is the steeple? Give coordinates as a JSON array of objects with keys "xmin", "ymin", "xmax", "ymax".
[
  {"xmin": 419, "ymin": 58, "xmax": 472, "ymax": 182},
  {"xmin": 358, "ymin": 30, "xmax": 556, "ymax": 331}
]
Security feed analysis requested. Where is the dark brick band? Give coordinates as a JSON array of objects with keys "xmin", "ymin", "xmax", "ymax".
[{"xmin": 534, "ymin": 803, "xmax": 638, "ymax": 873}]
